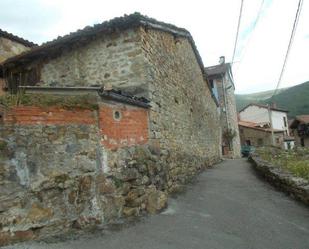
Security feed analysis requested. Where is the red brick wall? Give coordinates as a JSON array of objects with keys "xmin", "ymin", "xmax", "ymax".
[
  {"xmin": 99, "ymin": 104, "xmax": 149, "ymax": 149},
  {"xmin": 0, "ymin": 104, "xmax": 149, "ymax": 149},
  {"xmin": 2, "ymin": 106, "xmax": 96, "ymax": 125}
]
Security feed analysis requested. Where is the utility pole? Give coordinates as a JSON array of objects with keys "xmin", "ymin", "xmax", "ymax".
[{"xmin": 268, "ymin": 104, "xmax": 275, "ymax": 145}]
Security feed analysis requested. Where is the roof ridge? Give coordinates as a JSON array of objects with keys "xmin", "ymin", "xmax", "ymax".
[{"xmin": 0, "ymin": 28, "xmax": 37, "ymax": 47}]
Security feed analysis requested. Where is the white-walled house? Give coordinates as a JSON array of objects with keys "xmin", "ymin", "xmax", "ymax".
[{"xmin": 239, "ymin": 103, "xmax": 289, "ymax": 136}]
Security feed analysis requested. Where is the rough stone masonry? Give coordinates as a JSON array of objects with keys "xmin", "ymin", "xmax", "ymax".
[{"xmin": 0, "ymin": 13, "xmax": 221, "ymax": 246}]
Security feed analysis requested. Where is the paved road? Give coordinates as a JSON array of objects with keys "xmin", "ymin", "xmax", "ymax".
[{"xmin": 5, "ymin": 159, "xmax": 309, "ymax": 249}]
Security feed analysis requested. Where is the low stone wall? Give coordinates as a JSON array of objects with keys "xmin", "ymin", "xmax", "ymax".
[
  {"xmin": 249, "ymin": 155, "xmax": 309, "ymax": 206},
  {"xmin": 0, "ymin": 103, "xmax": 219, "ymax": 246}
]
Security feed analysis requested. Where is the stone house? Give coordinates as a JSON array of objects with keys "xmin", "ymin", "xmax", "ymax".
[
  {"xmin": 0, "ymin": 29, "xmax": 36, "ymax": 95},
  {"xmin": 290, "ymin": 115, "xmax": 309, "ymax": 147},
  {"xmin": 205, "ymin": 57, "xmax": 241, "ymax": 158},
  {"xmin": 239, "ymin": 120, "xmax": 286, "ymax": 147},
  {"xmin": 0, "ymin": 13, "xmax": 221, "ymax": 245},
  {"xmin": 239, "ymin": 103, "xmax": 293, "ymax": 148}
]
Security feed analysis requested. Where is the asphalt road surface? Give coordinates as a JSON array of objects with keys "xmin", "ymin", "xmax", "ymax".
[{"xmin": 4, "ymin": 159, "xmax": 309, "ymax": 249}]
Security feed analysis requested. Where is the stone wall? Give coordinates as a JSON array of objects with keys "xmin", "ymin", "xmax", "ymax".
[
  {"xmin": 249, "ymin": 155, "xmax": 309, "ymax": 206},
  {"xmin": 0, "ymin": 102, "xmax": 160, "ymax": 246},
  {"xmin": 40, "ymin": 29, "xmax": 148, "ymax": 96},
  {"xmin": 0, "ymin": 37, "xmax": 30, "ymax": 63},
  {"xmin": 32, "ymin": 26, "xmax": 221, "ymax": 188},
  {"xmin": 215, "ymin": 76, "xmax": 241, "ymax": 158},
  {"xmin": 140, "ymin": 28, "xmax": 221, "ymax": 190},
  {"xmin": 0, "ymin": 26, "xmax": 222, "ymax": 245},
  {"xmin": 0, "ymin": 37, "xmax": 31, "ymax": 96},
  {"xmin": 239, "ymin": 126, "xmax": 284, "ymax": 147}
]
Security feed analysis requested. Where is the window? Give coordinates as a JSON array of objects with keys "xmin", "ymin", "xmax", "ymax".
[
  {"xmin": 283, "ymin": 116, "xmax": 287, "ymax": 127},
  {"xmin": 258, "ymin": 138, "xmax": 263, "ymax": 146},
  {"xmin": 113, "ymin": 110, "xmax": 122, "ymax": 121},
  {"xmin": 245, "ymin": 140, "xmax": 251, "ymax": 146},
  {"xmin": 276, "ymin": 138, "xmax": 280, "ymax": 144}
]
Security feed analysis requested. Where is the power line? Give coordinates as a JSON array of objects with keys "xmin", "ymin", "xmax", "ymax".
[
  {"xmin": 237, "ymin": 0, "xmax": 265, "ymax": 66},
  {"xmin": 231, "ymin": 0, "xmax": 244, "ymax": 65},
  {"xmin": 271, "ymin": 0, "xmax": 303, "ymax": 99}
]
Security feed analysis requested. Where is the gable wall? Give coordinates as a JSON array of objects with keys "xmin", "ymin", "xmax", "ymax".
[
  {"xmin": 0, "ymin": 37, "xmax": 30, "ymax": 63},
  {"xmin": 140, "ymin": 28, "xmax": 221, "ymax": 188}
]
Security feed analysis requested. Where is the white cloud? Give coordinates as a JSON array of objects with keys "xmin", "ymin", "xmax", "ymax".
[{"xmin": 0, "ymin": 0, "xmax": 308, "ymax": 94}]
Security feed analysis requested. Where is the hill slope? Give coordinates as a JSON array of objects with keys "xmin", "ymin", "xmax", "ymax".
[{"xmin": 236, "ymin": 81, "xmax": 309, "ymax": 118}]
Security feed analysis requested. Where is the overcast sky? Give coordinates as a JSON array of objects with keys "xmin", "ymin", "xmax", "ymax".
[{"xmin": 0, "ymin": 0, "xmax": 308, "ymax": 94}]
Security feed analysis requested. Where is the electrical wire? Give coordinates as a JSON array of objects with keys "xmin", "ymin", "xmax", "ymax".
[
  {"xmin": 271, "ymin": 0, "xmax": 303, "ymax": 99},
  {"xmin": 237, "ymin": 0, "xmax": 265, "ymax": 66},
  {"xmin": 231, "ymin": 0, "xmax": 244, "ymax": 65}
]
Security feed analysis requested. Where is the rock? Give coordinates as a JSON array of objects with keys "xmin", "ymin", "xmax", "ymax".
[
  {"xmin": 96, "ymin": 175, "xmax": 115, "ymax": 194},
  {"xmin": 146, "ymin": 189, "xmax": 167, "ymax": 214},
  {"xmin": 26, "ymin": 203, "xmax": 53, "ymax": 223},
  {"xmin": 123, "ymin": 207, "xmax": 139, "ymax": 217},
  {"xmin": 121, "ymin": 168, "xmax": 140, "ymax": 181}
]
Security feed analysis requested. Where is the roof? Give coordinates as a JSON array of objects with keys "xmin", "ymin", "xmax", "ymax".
[
  {"xmin": 289, "ymin": 115, "xmax": 309, "ymax": 128},
  {"xmin": 0, "ymin": 29, "xmax": 37, "ymax": 47},
  {"xmin": 17, "ymin": 86, "xmax": 150, "ymax": 109},
  {"xmin": 1, "ymin": 13, "xmax": 219, "ymax": 107},
  {"xmin": 205, "ymin": 63, "xmax": 231, "ymax": 77},
  {"xmin": 238, "ymin": 120, "xmax": 284, "ymax": 133},
  {"xmin": 239, "ymin": 103, "xmax": 288, "ymax": 113}
]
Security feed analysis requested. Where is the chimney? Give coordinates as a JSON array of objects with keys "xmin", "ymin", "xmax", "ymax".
[
  {"xmin": 271, "ymin": 102, "xmax": 277, "ymax": 108},
  {"xmin": 219, "ymin": 56, "xmax": 225, "ymax": 64}
]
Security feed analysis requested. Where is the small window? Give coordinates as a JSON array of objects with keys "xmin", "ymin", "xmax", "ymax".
[
  {"xmin": 245, "ymin": 140, "xmax": 251, "ymax": 146},
  {"xmin": 258, "ymin": 138, "xmax": 263, "ymax": 146},
  {"xmin": 283, "ymin": 117, "xmax": 287, "ymax": 127},
  {"xmin": 240, "ymin": 128, "xmax": 244, "ymax": 134},
  {"xmin": 276, "ymin": 138, "xmax": 280, "ymax": 144},
  {"xmin": 113, "ymin": 110, "xmax": 121, "ymax": 121}
]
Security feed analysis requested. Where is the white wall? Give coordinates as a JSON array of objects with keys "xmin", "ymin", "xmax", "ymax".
[
  {"xmin": 239, "ymin": 105, "xmax": 269, "ymax": 123},
  {"xmin": 271, "ymin": 110, "xmax": 289, "ymax": 135},
  {"xmin": 239, "ymin": 105, "xmax": 289, "ymax": 135}
]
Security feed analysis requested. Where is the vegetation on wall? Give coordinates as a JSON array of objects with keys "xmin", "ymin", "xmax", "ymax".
[
  {"xmin": 0, "ymin": 92, "xmax": 99, "ymax": 110},
  {"xmin": 257, "ymin": 147, "xmax": 309, "ymax": 180},
  {"xmin": 223, "ymin": 128, "xmax": 237, "ymax": 142}
]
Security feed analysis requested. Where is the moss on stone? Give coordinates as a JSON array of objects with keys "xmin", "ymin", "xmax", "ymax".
[
  {"xmin": 0, "ymin": 93, "xmax": 99, "ymax": 110},
  {"xmin": 0, "ymin": 140, "xmax": 7, "ymax": 151}
]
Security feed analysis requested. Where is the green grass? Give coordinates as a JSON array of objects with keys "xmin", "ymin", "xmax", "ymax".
[
  {"xmin": 257, "ymin": 147, "xmax": 309, "ymax": 180},
  {"xmin": 0, "ymin": 93, "xmax": 99, "ymax": 110}
]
